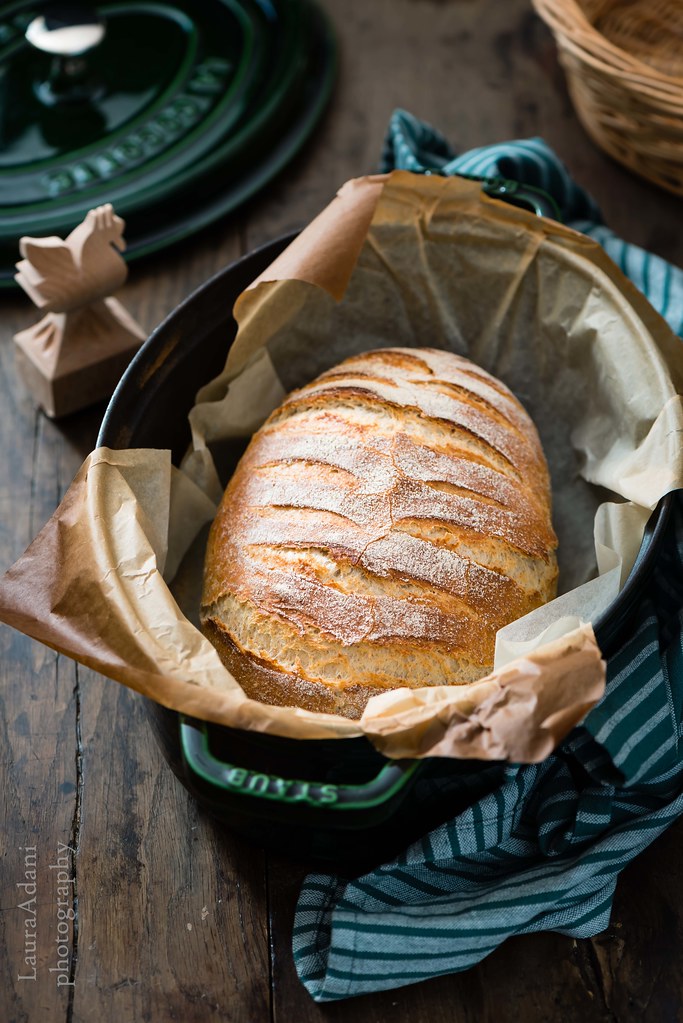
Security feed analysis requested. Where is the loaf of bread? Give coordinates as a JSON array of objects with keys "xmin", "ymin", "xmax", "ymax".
[{"xmin": 200, "ymin": 347, "xmax": 558, "ymax": 719}]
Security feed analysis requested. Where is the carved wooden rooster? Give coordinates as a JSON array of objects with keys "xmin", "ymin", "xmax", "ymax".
[{"xmin": 14, "ymin": 204, "xmax": 145, "ymax": 418}]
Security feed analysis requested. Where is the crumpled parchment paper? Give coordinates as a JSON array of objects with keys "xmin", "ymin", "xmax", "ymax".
[{"xmin": 1, "ymin": 172, "xmax": 682, "ymax": 760}]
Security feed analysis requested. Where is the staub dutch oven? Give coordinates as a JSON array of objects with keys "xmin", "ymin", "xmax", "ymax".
[{"xmin": 98, "ymin": 222, "xmax": 673, "ymax": 870}]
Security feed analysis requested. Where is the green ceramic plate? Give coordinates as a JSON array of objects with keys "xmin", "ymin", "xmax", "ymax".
[{"xmin": 0, "ymin": 0, "xmax": 336, "ymax": 285}]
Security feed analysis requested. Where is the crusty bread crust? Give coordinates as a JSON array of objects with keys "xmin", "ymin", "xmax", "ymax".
[
  {"xmin": 201, "ymin": 347, "xmax": 558, "ymax": 719},
  {"xmin": 201, "ymin": 617, "xmax": 386, "ymax": 719}
]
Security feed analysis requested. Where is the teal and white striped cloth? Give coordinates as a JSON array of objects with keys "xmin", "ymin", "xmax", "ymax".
[{"xmin": 293, "ymin": 110, "xmax": 683, "ymax": 1002}]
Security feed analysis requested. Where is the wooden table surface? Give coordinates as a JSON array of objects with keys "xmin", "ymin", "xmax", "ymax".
[{"xmin": 2, "ymin": 2, "xmax": 683, "ymax": 1021}]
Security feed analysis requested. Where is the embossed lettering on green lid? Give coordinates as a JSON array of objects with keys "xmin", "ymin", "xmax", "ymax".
[{"xmin": 0, "ymin": 0, "xmax": 336, "ymax": 284}]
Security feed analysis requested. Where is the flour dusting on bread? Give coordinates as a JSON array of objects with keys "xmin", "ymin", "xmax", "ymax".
[{"xmin": 201, "ymin": 347, "xmax": 558, "ymax": 719}]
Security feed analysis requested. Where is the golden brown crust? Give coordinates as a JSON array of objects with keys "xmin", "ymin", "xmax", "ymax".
[
  {"xmin": 201, "ymin": 617, "xmax": 385, "ymax": 719},
  {"xmin": 201, "ymin": 347, "xmax": 558, "ymax": 719}
]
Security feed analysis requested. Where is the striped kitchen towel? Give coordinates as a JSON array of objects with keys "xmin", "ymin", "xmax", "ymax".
[{"xmin": 293, "ymin": 110, "xmax": 683, "ymax": 1002}]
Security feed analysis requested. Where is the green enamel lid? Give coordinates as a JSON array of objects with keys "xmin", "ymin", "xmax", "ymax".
[{"xmin": 0, "ymin": 0, "xmax": 336, "ymax": 284}]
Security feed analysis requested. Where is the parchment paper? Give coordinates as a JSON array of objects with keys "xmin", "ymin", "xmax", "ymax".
[{"xmin": 1, "ymin": 172, "xmax": 682, "ymax": 761}]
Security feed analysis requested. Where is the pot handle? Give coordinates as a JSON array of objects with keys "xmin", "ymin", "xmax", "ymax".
[
  {"xmin": 480, "ymin": 176, "xmax": 561, "ymax": 219},
  {"xmin": 179, "ymin": 717, "xmax": 419, "ymax": 811},
  {"xmin": 450, "ymin": 171, "xmax": 562, "ymax": 220}
]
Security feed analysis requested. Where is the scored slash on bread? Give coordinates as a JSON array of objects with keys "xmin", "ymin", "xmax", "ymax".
[{"xmin": 201, "ymin": 347, "xmax": 558, "ymax": 720}]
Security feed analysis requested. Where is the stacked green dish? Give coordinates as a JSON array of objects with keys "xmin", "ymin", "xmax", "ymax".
[{"xmin": 0, "ymin": 0, "xmax": 336, "ymax": 285}]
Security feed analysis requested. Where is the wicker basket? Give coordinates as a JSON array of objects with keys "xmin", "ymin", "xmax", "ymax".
[{"xmin": 532, "ymin": 0, "xmax": 683, "ymax": 196}]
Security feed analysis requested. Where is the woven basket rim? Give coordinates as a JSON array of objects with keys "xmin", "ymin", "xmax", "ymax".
[
  {"xmin": 532, "ymin": 0, "xmax": 683, "ymax": 90},
  {"xmin": 556, "ymin": 36, "xmax": 683, "ymax": 111}
]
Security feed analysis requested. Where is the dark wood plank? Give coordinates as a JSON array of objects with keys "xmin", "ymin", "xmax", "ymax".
[
  {"xmin": 248, "ymin": 0, "xmax": 683, "ymax": 267},
  {"xmin": 0, "ymin": 630, "xmax": 79, "ymax": 1023},
  {"xmin": 70, "ymin": 679, "xmax": 270, "ymax": 1022},
  {"xmin": 590, "ymin": 817, "xmax": 683, "ymax": 1022},
  {"xmin": 1, "ymin": 299, "xmax": 82, "ymax": 1023},
  {"xmin": 121, "ymin": 224, "xmax": 244, "ymax": 331},
  {"xmin": 1, "ymin": 1, "xmax": 683, "ymax": 1021}
]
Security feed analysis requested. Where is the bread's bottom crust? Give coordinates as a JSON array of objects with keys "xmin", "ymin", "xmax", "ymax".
[{"xmin": 202, "ymin": 617, "xmax": 390, "ymax": 720}]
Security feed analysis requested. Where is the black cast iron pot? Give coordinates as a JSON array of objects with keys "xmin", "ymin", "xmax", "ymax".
[{"xmin": 98, "ymin": 231, "xmax": 673, "ymax": 869}]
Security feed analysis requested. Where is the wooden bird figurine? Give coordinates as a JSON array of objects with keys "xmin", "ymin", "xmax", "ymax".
[{"xmin": 13, "ymin": 204, "xmax": 146, "ymax": 418}]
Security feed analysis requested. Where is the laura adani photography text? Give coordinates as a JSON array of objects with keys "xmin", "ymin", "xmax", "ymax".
[{"xmin": 16, "ymin": 842, "xmax": 76, "ymax": 987}]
